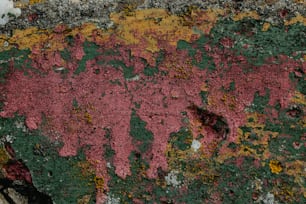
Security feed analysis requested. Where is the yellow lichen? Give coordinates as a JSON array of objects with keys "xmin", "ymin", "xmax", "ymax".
[
  {"xmin": 94, "ymin": 176, "xmax": 104, "ymax": 190},
  {"xmin": 285, "ymin": 160, "xmax": 305, "ymax": 185},
  {"xmin": 183, "ymin": 8, "xmax": 226, "ymax": 34},
  {"xmin": 294, "ymin": 0, "xmax": 306, "ymax": 4},
  {"xmin": 269, "ymin": 160, "xmax": 282, "ymax": 174},
  {"xmin": 284, "ymin": 14, "xmax": 306, "ymax": 26},
  {"xmin": 290, "ymin": 91, "xmax": 306, "ymax": 106},
  {"xmin": 110, "ymin": 8, "xmax": 223, "ymax": 64},
  {"xmin": 234, "ymin": 113, "xmax": 279, "ymax": 160},
  {"xmin": 0, "ymin": 148, "xmax": 9, "ymax": 166},
  {"xmin": 84, "ymin": 112, "xmax": 93, "ymax": 124},
  {"xmin": 77, "ymin": 195, "xmax": 91, "ymax": 204},
  {"xmin": 29, "ymin": 0, "xmax": 45, "ymax": 4},
  {"xmin": 221, "ymin": 94, "xmax": 236, "ymax": 110},
  {"xmin": 262, "ymin": 22, "xmax": 271, "ymax": 31},
  {"xmin": 232, "ymin": 11, "xmax": 260, "ymax": 21},
  {"xmin": 77, "ymin": 161, "xmax": 95, "ymax": 177}
]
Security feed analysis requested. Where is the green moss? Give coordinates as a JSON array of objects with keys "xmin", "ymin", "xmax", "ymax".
[
  {"xmin": 297, "ymin": 75, "xmax": 306, "ymax": 95},
  {"xmin": 74, "ymin": 41, "xmax": 100, "ymax": 75},
  {"xmin": 228, "ymin": 142, "xmax": 238, "ymax": 150},
  {"xmin": 108, "ymin": 59, "xmax": 136, "ymax": 79},
  {"xmin": 72, "ymin": 98, "xmax": 79, "ymax": 109},
  {"xmin": 177, "ymin": 35, "xmax": 216, "ymax": 71},
  {"xmin": 142, "ymin": 51, "xmax": 165, "ymax": 77},
  {"xmin": 265, "ymin": 108, "xmax": 305, "ymax": 161},
  {"xmin": 130, "ymin": 110, "xmax": 153, "ymax": 153},
  {"xmin": 248, "ymin": 89, "xmax": 270, "ymax": 113},
  {"xmin": 143, "ymin": 66, "xmax": 159, "ymax": 76},
  {"xmin": 0, "ymin": 48, "xmax": 32, "ymax": 83},
  {"xmin": 222, "ymin": 81, "xmax": 236, "ymax": 92},
  {"xmin": 107, "ymin": 151, "xmax": 151, "ymax": 203},
  {"xmin": 210, "ymin": 19, "xmax": 306, "ymax": 66},
  {"xmin": 60, "ymin": 48, "xmax": 71, "ymax": 61},
  {"xmin": 179, "ymin": 180, "xmax": 209, "ymax": 203},
  {"xmin": 177, "ymin": 39, "xmax": 197, "ymax": 56},
  {"xmin": 169, "ymin": 127, "xmax": 192, "ymax": 151},
  {"xmin": 217, "ymin": 156, "xmax": 269, "ymax": 203}
]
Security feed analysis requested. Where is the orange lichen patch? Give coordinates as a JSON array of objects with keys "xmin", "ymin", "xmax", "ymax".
[
  {"xmin": 110, "ymin": 8, "xmax": 194, "ymax": 47},
  {"xmin": 29, "ymin": 0, "xmax": 45, "ymax": 4},
  {"xmin": 244, "ymin": 113, "xmax": 278, "ymax": 139},
  {"xmin": 77, "ymin": 161, "xmax": 95, "ymax": 177},
  {"xmin": 91, "ymin": 29, "xmax": 112, "ymax": 45},
  {"xmin": 182, "ymin": 8, "xmax": 226, "ymax": 34},
  {"xmin": 221, "ymin": 94, "xmax": 236, "ymax": 110},
  {"xmin": 111, "ymin": 9, "xmax": 178, "ymax": 48},
  {"xmin": 284, "ymin": 14, "xmax": 306, "ymax": 26},
  {"xmin": 166, "ymin": 143, "xmax": 219, "ymax": 182},
  {"xmin": 14, "ymin": 1, "xmax": 28, "ymax": 8},
  {"xmin": 272, "ymin": 185, "xmax": 296, "ymax": 203},
  {"xmin": 69, "ymin": 23, "xmax": 99, "ymax": 41},
  {"xmin": 214, "ymin": 143, "xmax": 239, "ymax": 164},
  {"xmin": 11, "ymin": 27, "xmax": 48, "ymax": 50},
  {"xmin": 0, "ymin": 23, "xmax": 102, "ymax": 52},
  {"xmin": 0, "ymin": 148, "xmax": 10, "ymax": 166},
  {"xmin": 14, "ymin": 0, "xmax": 45, "ymax": 8},
  {"xmin": 94, "ymin": 176, "xmax": 104, "ymax": 190},
  {"xmin": 77, "ymin": 195, "xmax": 91, "ymax": 204},
  {"xmin": 166, "ymin": 57, "xmax": 194, "ymax": 79},
  {"xmin": 232, "ymin": 11, "xmax": 260, "ymax": 21},
  {"xmin": 294, "ymin": 0, "xmax": 306, "ymax": 4},
  {"xmin": 232, "ymin": 113, "xmax": 279, "ymax": 160},
  {"xmin": 269, "ymin": 160, "xmax": 282, "ymax": 174},
  {"xmin": 285, "ymin": 160, "xmax": 305, "ymax": 183},
  {"xmin": 0, "ymin": 27, "xmax": 47, "ymax": 52},
  {"xmin": 290, "ymin": 91, "xmax": 306, "ymax": 106},
  {"xmin": 71, "ymin": 105, "xmax": 95, "ymax": 125},
  {"xmin": 84, "ymin": 112, "xmax": 93, "ymax": 124},
  {"xmin": 238, "ymin": 145, "xmax": 258, "ymax": 157},
  {"xmin": 110, "ymin": 8, "xmax": 200, "ymax": 63},
  {"xmin": 262, "ymin": 22, "xmax": 271, "ymax": 31}
]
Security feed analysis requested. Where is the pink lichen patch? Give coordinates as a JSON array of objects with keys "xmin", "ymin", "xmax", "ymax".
[
  {"xmin": 25, "ymin": 116, "xmax": 40, "ymax": 130},
  {"xmin": 127, "ymin": 74, "xmax": 203, "ymax": 177},
  {"xmin": 70, "ymin": 34, "xmax": 85, "ymax": 60},
  {"xmin": 0, "ymin": 30, "xmax": 302, "ymax": 192},
  {"xmin": 206, "ymin": 49, "xmax": 300, "ymax": 142},
  {"xmin": 31, "ymin": 48, "xmax": 64, "ymax": 71}
]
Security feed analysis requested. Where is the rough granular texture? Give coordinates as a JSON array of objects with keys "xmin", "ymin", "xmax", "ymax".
[
  {"xmin": 1, "ymin": 0, "xmax": 305, "ymax": 32},
  {"xmin": 0, "ymin": 1, "xmax": 305, "ymax": 204}
]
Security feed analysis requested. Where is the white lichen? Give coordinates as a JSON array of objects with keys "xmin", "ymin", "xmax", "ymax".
[
  {"xmin": 191, "ymin": 139, "xmax": 201, "ymax": 152},
  {"xmin": 0, "ymin": 134, "xmax": 15, "ymax": 144},
  {"xmin": 105, "ymin": 194, "xmax": 120, "ymax": 204},
  {"xmin": 0, "ymin": 0, "xmax": 21, "ymax": 25},
  {"xmin": 165, "ymin": 170, "xmax": 182, "ymax": 188},
  {"xmin": 14, "ymin": 121, "xmax": 27, "ymax": 132},
  {"xmin": 260, "ymin": 192, "xmax": 275, "ymax": 204},
  {"xmin": 126, "ymin": 75, "xmax": 140, "ymax": 81}
]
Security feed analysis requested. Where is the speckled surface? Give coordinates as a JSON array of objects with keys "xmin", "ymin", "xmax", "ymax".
[{"xmin": 0, "ymin": 1, "xmax": 305, "ymax": 203}]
